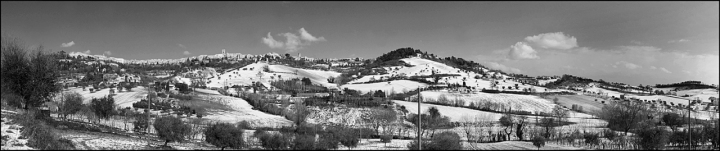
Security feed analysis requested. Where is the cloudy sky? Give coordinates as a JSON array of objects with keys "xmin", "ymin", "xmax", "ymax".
[{"xmin": 2, "ymin": 2, "xmax": 718, "ymax": 86}]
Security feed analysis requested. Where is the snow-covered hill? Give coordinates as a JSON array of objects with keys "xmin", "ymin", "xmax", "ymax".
[
  {"xmin": 409, "ymin": 90, "xmax": 557, "ymax": 113},
  {"xmin": 203, "ymin": 62, "xmax": 341, "ymax": 89},
  {"xmin": 342, "ymin": 57, "xmax": 556, "ymax": 93}
]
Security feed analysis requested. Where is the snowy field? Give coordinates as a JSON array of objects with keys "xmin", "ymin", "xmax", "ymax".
[
  {"xmin": 341, "ymin": 80, "xmax": 429, "ymax": 94},
  {"xmin": 676, "ymin": 88, "xmax": 718, "ymax": 103},
  {"xmin": 465, "ymin": 141, "xmax": 582, "ymax": 150},
  {"xmin": 393, "ymin": 100, "xmax": 503, "ymax": 122},
  {"xmin": 552, "ymin": 95, "xmax": 607, "ymax": 114},
  {"xmin": 411, "ymin": 90, "xmax": 557, "ymax": 113},
  {"xmin": 62, "ymin": 86, "xmax": 149, "ymax": 109},
  {"xmin": 193, "ymin": 89, "xmax": 294, "ymax": 128},
  {"xmin": 1, "ymin": 110, "xmax": 33, "ymax": 150},
  {"xmin": 584, "ymin": 86, "xmax": 625, "ymax": 98},
  {"xmin": 344, "ymin": 139, "xmax": 414, "ymax": 150},
  {"xmin": 204, "ymin": 62, "xmax": 342, "ymax": 89},
  {"xmin": 344, "ymin": 57, "xmax": 556, "ymax": 93},
  {"xmin": 57, "ymin": 129, "xmax": 216, "ymax": 150}
]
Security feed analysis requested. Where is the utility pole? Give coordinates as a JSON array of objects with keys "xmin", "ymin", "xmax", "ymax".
[
  {"xmin": 417, "ymin": 86, "xmax": 422, "ymax": 150},
  {"xmin": 688, "ymin": 98, "xmax": 691, "ymax": 150}
]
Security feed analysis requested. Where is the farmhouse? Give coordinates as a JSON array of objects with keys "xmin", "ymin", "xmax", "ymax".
[{"xmin": 118, "ymin": 74, "xmax": 141, "ymax": 83}]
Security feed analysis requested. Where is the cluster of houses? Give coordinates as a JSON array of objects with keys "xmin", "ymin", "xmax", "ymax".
[
  {"xmin": 58, "ymin": 72, "xmax": 138, "ymax": 87},
  {"xmin": 145, "ymin": 70, "xmax": 174, "ymax": 77}
]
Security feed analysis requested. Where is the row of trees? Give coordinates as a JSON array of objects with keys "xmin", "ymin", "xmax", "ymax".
[{"xmin": 597, "ymin": 99, "xmax": 720, "ymax": 149}]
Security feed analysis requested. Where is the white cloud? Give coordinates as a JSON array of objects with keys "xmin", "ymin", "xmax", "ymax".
[
  {"xmin": 103, "ymin": 51, "xmax": 112, "ymax": 56},
  {"xmin": 660, "ymin": 67, "xmax": 671, "ymax": 73},
  {"xmin": 178, "ymin": 44, "xmax": 187, "ymax": 49},
  {"xmin": 524, "ymin": 32, "xmax": 577, "ymax": 50},
  {"xmin": 183, "ymin": 51, "xmax": 191, "ymax": 55},
  {"xmin": 650, "ymin": 66, "xmax": 657, "ymax": 70},
  {"xmin": 280, "ymin": 32, "xmax": 302, "ymax": 52},
  {"xmin": 61, "ymin": 41, "xmax": 75, "ymax": 47},
  {"xmin": 262, "ymin": 28, "xmax": 326, "ymax": 52},
  {"xmin": 668, "ymin": 39, "xmax": 690, "ymax": 43},
  {"xmin": 84, "ymin": 50, "xmax": 91, "ymax": 54},
  {"xmin": 616, "ymin": 61, "xmax": 641, "ymax": 70},
  {"xmin": 298, "ymin": 28, "xmax": 326, "ymax": 42},
  {"xmin": 507, "ymin": 42, "xmax": 538, "ymax": 59},
  {"xmin": 486, "ymin": 62, "xmax": 522, "ymax": 73},
  {"xmin": 262, "ymin": 32, "xmax": 285, "ymax": 49}
]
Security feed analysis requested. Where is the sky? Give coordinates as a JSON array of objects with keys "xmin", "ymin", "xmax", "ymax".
[{"xmin": 2, "ymin": 1, "xmax": 718, "ymax": 86}]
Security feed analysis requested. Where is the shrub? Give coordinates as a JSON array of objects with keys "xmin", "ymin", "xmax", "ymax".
[
  {"xmin": 602, "ymin": 129, "xmax": 617, "ymax": 140},
  {"xmin": 15, "ymin": 111, "xmax": 74, "ymax": 150},
  {"xmin": 532, "ymin": 136, "xmax": 546, "ymax": 150},
  {"xmin": 133, "ymin": 112, "xmax": 149, "ymax": 133},
  {"xmin": 153, "ymin": 116, "xmax": 192, "ymax": 146},
  {"xmin": 429, "ymin": 131, "xmax": 463, "ymax": 150},
  {"xmin": 407, "ymin": 131, "xmax": 462, "ymax": 150},
  {"xmin": 338, "ymin": 127, "xmax": 360, "ymax": 149},
  {"xmin": 292, "ymin": 134, "xmax": 317, "ymax": 150},
  {"xmin": 380, "ymin": 135, "xmax": 392, "ymax": 147},
  {"xmin": 257, "ymin": 132, "xmax": 291, "ymax": 150},
  {"xmin": 90, "ymin": 96, "xmax": 116, "ymax": 119},
  {"xmin": 583, "ymin": 132, "xmax": 600, "ymax": 146},
  {"xmin": 204, "ymin": 122, "xmax": 245, "ymax": 150},
  {"xmin": 58, "ymin": 92, "xmax": 84, "ymax": 120},
  {"xmin": 635, "ymin": 127, "xmax": 670, "ymax": 150},
  {"xmin": 406, "ymin": 140, "xmax": 431, "ymax": 150},
  {"xmin": 317, "ymin": 132, "xmax": 340, "ymax": 150}
]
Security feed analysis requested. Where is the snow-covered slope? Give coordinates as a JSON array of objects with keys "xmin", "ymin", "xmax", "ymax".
[
  {"xmin": 193, "ymin": 89, "xmax": 294, "ymax": 128},
  {"xmin": 410, "ymin": 90, "xmax": 557, "ymax": 113},
  {"xmin": 1, "ymin": 110, "xmax": 33, "ymax": 150},
  {"xmin": 204, "ymin": 62, "xmax": 342, "ymax": 89},
  {"xmin": 62, "ymin": 86, "xmax": 149, "ymax": 109},
  {"xmin": 344, "ymin": 57, "xmax": 554, "ymax": 93},
  {"xmin": 676, "ymin": 88, "xmax": 718, "ymax": 103},
  {"xmin": 393, "ymin": 100, "xmax": 503, "ymax": 122},
  {"xmin": 341, "ymin": 80, "xmax": 428, "ymax": 94}
]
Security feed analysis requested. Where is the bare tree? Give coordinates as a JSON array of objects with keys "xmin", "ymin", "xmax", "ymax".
[
  {"xmin": 516, "ymin": 115, "xmax": 529, "ymax": 141},
  {"xmin": 597, "ymin": 101, "xmax": 651, "ymax": 135}
]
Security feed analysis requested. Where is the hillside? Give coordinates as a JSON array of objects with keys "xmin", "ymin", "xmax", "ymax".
[{"xmin": 200, "ymin": 62, "xmax": 341, "ymax": 89}]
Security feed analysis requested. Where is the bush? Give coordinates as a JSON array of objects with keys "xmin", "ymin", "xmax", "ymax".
[
  {"xmin": 317, "ymin": 132, "xmax": 340, "ymax": 150},
  {"xmin": 380, "ymin": 135, "xmax": 392, "ymax": 147},
  {"xmin": 59, "ymin": 92, "xmax": 84, "ymax": 120},
  {"xmin": 602, "ymin": 129, "xmax": 617, "ymax": 140},
  {"xmin": 635, "ymin": 127, "xmax": 670, "ymax": 150},
  {"xmin": 532, "ymin": 136, "xmax": 546, "ymax": 150},
  {"xmin": 407, "ymin": 131, "xmax": 462, "ymax": 150},
  {"xmin": 23, "ymin": 122, "xmax": 74, "ymax": 150},
  {"xmin": 237, "ymin": 121, "xmax": 251, "ymax": 129},
  {"xmin": 14, "ymin": 110, "xmax": 74, "ymax": 150},
  {"xmin": 429, "ymin": 131, "xmax": 463, "ymax": 150},
  {"xmin": 292, "ymin": 134, "xmax": 317, "ymax": 150},
  {"xmin": 257, "ymin": 132, "xmax": 291, "ymax": 150},
  {"xmin": 406, "ymin": 140, "xmax": 432, "ymax": 150},
  {"xmin": 133, "ymin": 113, "xmax": 149, "ymax": 133},
  {"xmin": 153, "ymin": 116, "xmax": 192, "ymax": 146},
  {"xmin": 90, "ymin": 96, "xmax": 116, "ymax": 119},
  {"xmin": 204, "ymin": 122, "xmax": 245, "ymax": 150},
  {"xmin": 337, "ymin": 127, "xmax": 360, "ymax": 149},
  {"xmin": 583, "ymin": 132, "xmax": 600, "ymax": 146}
]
